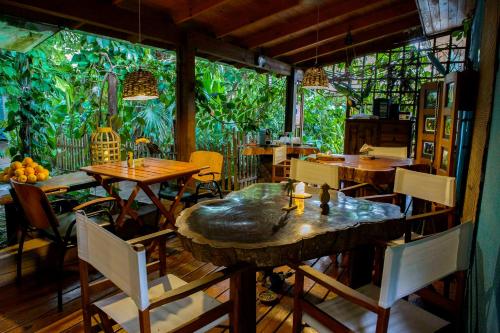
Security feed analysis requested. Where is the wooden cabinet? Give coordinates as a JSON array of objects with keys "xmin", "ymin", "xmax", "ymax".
[{"xmin": 344, "ymin": 119, "xmax": 413, "ymax": 155}]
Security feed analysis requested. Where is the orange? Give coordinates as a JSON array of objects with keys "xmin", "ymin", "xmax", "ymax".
[
  {"xmin": 11, "ymin": 161, "xmax": 22, "ymax": 170},
  {"xmin": 14, "ymin": 169, "xmax": 25, "ymax": 177},
  {"xmin": 27, "ymin": 174, "xmax": 37, "ymax": 184},
  {"xmin": 2, "ymin": 174, "xmax": 10, "ymax": 182},
  {"xmin": 22, "ymin": 157, "xmax": 33, "ymax": 165},
  {"xmin": 36, "ymin": 173, "xmax": 47, "ymax": 181},
  {"xmin": 3, "ymin": 167, "xmax": 10, "ymax": 174},
  {"xmin": 17, "ymin": 175, "xmax": 27, "ymax": 183},
  {"xmin": 35, "ymin": 165, "xmax": 45, "ymax": 174},
  {"xmin": 24, "ymin": 167, "xmax": 35, "ymax": 175}
]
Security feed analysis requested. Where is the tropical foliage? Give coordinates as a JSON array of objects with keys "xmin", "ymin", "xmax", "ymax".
[{"xmin": 0, "ymin": 29, "xmax": 465, "ymax": 165}]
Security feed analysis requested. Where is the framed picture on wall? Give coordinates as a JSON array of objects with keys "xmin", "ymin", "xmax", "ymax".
[
  {"xmin": 440, "ymin": 148, "xmax": 449, "ymax": 171},
  {"xmin": 443, "ymin": 116, "xmax": 452, "ymax": 139},
  {"xmin": 424, "ymin": 115, "xmax": 436, "ymax": 133},
  {"xmin": 422, "ymin": 141, "xmax": 435, "ymax": 159},
  {"xmin": 424, "ymin": 89, "xmax": 438, "ymax": 108},
  {"xmin": 445, "ymin": 82, "xmax": 455, "ymax": 107}
]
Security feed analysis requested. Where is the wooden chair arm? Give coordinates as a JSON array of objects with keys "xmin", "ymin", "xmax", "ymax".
[
  {"xmin": 405, "ymin": 208, "xmax": 454, "ymax": 222},
  {"xmin": 42, "ymin": 185, "xmax": 70, "ymax": 196},
  {"xmin": 149, "ymin": 266, "xmax": 237, "ymax": 309},
  {"xmin": 72, "ymin": 197, "xmax": 116, "ymax": 211},
  {"xmin": 358, "ymin": 193, "xmax": 398, "ymax": 203},
  {"xmin": 296, "ymin": 264, "xmax": 379, "ymax": 313},
  {"xmin": 127, "ymin": 229, "xmax": 176, "ymax": 245},
  {"xmin": 338, "ymin": 183, "xmax": 372, "ymax": 196}
]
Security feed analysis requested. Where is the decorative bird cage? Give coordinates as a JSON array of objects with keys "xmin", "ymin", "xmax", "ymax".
[{"xmin": 90, "ymin": 127, "xmax": 121, "ymax": 165}]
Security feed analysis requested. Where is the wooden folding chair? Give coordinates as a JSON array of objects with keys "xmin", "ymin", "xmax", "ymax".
[
  {"xmin": 10, "ymin": 180, "xmax": 115, "ymax": 311},
  {"xmin": 272, "ymin": 146, "xmax": 290, "ymax": 183},
  {"xmin": 290, "ymin": 158, "xmax": 340, "ymax": 190},
  {"xmin": 76, "ymin": 211, "xmax": 236, "ymax": 333},
  {"xmin": 366, "ymin": 146, "xmax": 408, "ymax": 159},
  {"xmin": 293, "ymin": 222, "xmax": 474, "ymax": 333}
]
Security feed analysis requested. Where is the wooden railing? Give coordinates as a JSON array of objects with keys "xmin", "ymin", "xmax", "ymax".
[
  {"xmin": 196, "ymin": 130, "xmax": 259, "ymax": 191},
  {"xmin": 55, "ymin": 131, "xmax": 259, "ymax": 191}
]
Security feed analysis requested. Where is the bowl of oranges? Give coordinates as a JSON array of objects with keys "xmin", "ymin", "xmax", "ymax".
[{"xmin": 1, "ymin": 157, "xmax": 50, "ymax": 184}]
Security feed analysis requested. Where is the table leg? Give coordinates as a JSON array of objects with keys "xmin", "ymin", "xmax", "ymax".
[
  {"xmin": 138, "ymin": 183, "xmax": 176, "ymax": 230},
  {"xmin": 114, "ymin": 185, "xmax": 141, "ymax": 228},
  {"xmin": 5, "ymin": 203, "xmax": 19, "ymax": 246},
  {"xmin": 347, "ymin": 245, "xmax": 375, "ymax": 288},
  {"xmin": 139, "ymin": 175, "xmax": 192, "ymax": 230},
  {"xmin": 230, "ymin": 266, "xmax": 256, "ymax": 333},
  {"xmin": 91, "ymin": 175, "xmax": 142, "ymax": 228}
]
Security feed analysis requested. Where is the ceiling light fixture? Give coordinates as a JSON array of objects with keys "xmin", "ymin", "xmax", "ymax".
[
  {"xmin": 302, "ymin": 4, "xmax": 329, "ymax": 90},
  {"xmin": 122, "ymin": 0, "xmax": 159, "ymax": 101}
]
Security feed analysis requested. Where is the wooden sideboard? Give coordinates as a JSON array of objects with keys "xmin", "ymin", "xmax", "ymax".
[{"xmin": 344, "ymin": 119, "xmax": 413, "ymax": 156}]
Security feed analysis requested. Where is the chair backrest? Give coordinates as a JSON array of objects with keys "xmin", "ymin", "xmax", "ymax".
[
  {"xmin": 366, "ymin": 146, "xmax": 408, "ymax": 159},
  {"xmin": 290, "ymin": 158, "xmax": 339, "ymax": 189},
  {"xmin": 190, "ymin": 150, "xmax": 223, "ymax": 182},
  {"xmin": 273, "ymin": 146, "xmax": 288, "ymax": 165},
  {"xmin": 394, "ymin": 167, "xmax": 456, "ymax": 207},
  {"xmin": 378, "ymin": 222, "xmax": 473, "ymax": 308},
  {"xmin": 10, "ymin": 180, "xmax": 58, "ymax": 230},
  {"xmin": 76, "ymin": 212, "xmax": 149, "ymax": 310}
]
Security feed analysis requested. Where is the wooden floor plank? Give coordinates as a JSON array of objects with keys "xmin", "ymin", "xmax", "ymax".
[{"xmin": 0, "ymin": 235, "xmax": 347, "ymax": 333}]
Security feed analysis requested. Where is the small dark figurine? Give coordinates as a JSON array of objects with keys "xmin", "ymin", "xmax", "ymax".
[
  {"xmin": 320, "ymin": 183, "xmax": 330, "ymax": 215},
  {"xmin": 282, "ymin": 178, "xmax": 297, "ymax": 211}
]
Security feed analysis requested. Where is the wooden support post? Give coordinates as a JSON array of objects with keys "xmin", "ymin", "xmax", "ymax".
[
  {"xmin": 462, "ymin": 0, "xmax": 500, "ymax": 222},
  {"xmin": 285, "ymin": 68, "xmax": 298, "ymax": 133},
  {"xmin": 176, "ymin": 34, "xmax": 196, "ymax": 162}
]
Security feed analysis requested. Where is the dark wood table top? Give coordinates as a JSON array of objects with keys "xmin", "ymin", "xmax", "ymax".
[
  {"xmin": 316, "ymin": 154, "xmax": 414, "ymax": 171},
  {"xmin": 0, "ymin": 171, "xmax": 98, "ymax": 205},
  {"xmin": 177, "ymin": 183, "xmax": 404, "ymax": 267},
  {"xmin": 81, "ymin": 158, "xmax": 202, "ymax": 185},
  {"xmin": 309, "ymin": 154, "xmax": 415, "ymax": 186}
]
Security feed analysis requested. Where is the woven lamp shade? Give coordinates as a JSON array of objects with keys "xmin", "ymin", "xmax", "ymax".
[
  {"xmin": 90, "ymin": 127, "xmax": 121, "ymax": 165},
  {"xmin": 122, "ymin": 69, "xmax": 159, "ymax": 101},
  {"xmin": 302, "ymin": 67, "xmax": 329, "ymax": 90}
]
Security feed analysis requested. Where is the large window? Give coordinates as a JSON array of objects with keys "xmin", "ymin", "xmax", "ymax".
[{"xmin": 328, "ymin": 32, "xmax": 467, "ymax": 116}]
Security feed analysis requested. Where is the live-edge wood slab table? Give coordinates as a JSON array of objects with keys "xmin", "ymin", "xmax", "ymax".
[
  {"xmin": 177, "ymin": 183, "xmax": 404, "ymax": 333},
  {"xmin": 81, "ymin": 158, "xmax": 202, "ymax": 229}
]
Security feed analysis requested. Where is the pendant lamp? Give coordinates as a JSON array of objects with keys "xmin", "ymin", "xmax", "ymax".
[
  {"xmin": 122, "ymin": 0, "xmax": 159, "ymax": 101},
  {"xmin": 302, "ymin": 5, "xmax": 329, "ymax": 90}
]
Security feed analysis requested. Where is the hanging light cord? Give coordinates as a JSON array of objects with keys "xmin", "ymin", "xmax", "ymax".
[
  {"xmin": 138, "ymin": 0, "xmax": 142, "ymax": 43},
  {"xmin": 314, "ymin": 4, "xmax": 319, "ymax": 66}
]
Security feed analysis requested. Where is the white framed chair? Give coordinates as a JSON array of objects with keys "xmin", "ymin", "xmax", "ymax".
[
  {"xmin": 272, "ymin": 146, "xmax": 290, "ymax": 183},
  {"xmin": 76, "ymin": 212, "xmax": 236, "ymax": 333},
  {"xmin": 365, "ymin": 167, "xmax": 456, "ymax": 243},
  {"xmin": 290, "ymin": 158, "xmax": 339, "ymax": 190},
  {"xmin": 361, "ymin": 144, "xmax": 408, "ymax": 159},
  {"xmin": 293, "ymin": 222, "xmax": 474, "ymax": 333}
]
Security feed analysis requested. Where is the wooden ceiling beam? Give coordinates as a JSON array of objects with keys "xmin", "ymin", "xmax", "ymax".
[
  {"xmin": 298, "ymin": 31, "xmax": 424, "ymax": 67},
  {"xmin": 168, "ymin": 0, "xmax": 231, "ymax": 24},
  {"xmin": 0, "ymin": 0, "xmax": 180, "ymax": 46},
  {"xmin": 189, "ymin": 32, "xmax": 291, "ymax": 76},
  {"xmin": 289, "ymin": 14, "xmax": 421, "ymax": 65},
  {"xmin": 214, "ymin": 0, "xmax": 302, "ymax": 38},
  {"xmin": 266, "ymin": 3, "xmax": 418, "ymax": 58},
  {"xmin": 241, "ymin": 0, "xmax": 393, "ymax": 49}
]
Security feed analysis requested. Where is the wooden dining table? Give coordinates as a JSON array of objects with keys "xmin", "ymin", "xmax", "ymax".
[
  {"xmin": 81, "ymin": 158, "xmax": 202, "ymax": 229},
  {"xmin": 310, "ymin": 154, "xmax": 415, "ymax": 188},
  {"xmin": 176, "ymin": 183, "xmax": 404, "ymax": 333}
]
